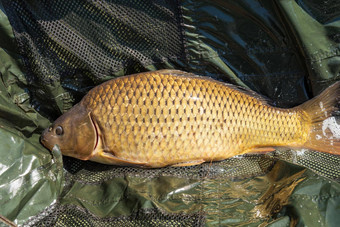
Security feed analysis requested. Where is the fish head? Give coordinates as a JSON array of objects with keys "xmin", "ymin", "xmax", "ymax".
[{"xmin": 41, "ymin": 104, "xmax": 97, "ymax": 160}]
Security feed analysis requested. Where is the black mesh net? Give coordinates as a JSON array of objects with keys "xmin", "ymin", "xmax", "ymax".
[
  {"xmin": 5, "ymin": 0, "xmax": 185, "ymax": 84},
  {"xmin": 3, "ymin": 0, "xmax": 186, "ymax": 116},
  {"xmin": 24, "ymin": 204, "xmax": 205, "ymax": 227},
  {"xmin": 271, "ymin": 149, "xmax": 340, "ymax": 182},
  {"xmin": 58, "ymin": 150, "xmax": 340, "ymax": 186},
  {"xmin": 62, "ymin": 155, "xmax": 275, "ymax": 184}
]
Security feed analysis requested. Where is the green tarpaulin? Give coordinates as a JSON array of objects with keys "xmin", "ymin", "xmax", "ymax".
[{"xmin": 0, "ymin": 1, "xmax": 339, "ymax": 226}]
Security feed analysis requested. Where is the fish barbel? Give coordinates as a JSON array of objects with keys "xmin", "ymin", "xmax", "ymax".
[{"xmin": 41, "ymin": 70, "xmax": 340, "ymax": 167}]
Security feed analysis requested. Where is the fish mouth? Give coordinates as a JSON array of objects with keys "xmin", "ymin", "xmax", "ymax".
[
  {"xmin": 40, "ymin": 129, "xmax": 50, "ymax": 149},
  {"xmin": 40, "ymin": 136, "xmax": 53, "ymax": 152}
]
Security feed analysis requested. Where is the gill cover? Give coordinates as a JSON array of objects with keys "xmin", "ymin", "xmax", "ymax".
[{"xmin": 41, "ymin": 104, "xmax": 97, "ymax": 160}]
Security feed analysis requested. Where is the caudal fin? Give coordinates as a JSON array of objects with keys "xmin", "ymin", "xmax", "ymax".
[{"xmin": 299, "ymin": 81, "xmax": 340, "ymax": 155}]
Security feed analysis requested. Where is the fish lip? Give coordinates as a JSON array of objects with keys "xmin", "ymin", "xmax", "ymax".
[
  {"xmin": 40, "ymin": 131, "xmax": 47, "ymax": 145},
  {"xmin": 40, "ymin": 136, "xmax": 46, "ymax": 143},
  {"xmin": 40, "ymin": 134, "xmax": 50, "ymax": 150},
  {"xmin": 40, "ymin": 128, "xmax": 53, "ymax": 150}
]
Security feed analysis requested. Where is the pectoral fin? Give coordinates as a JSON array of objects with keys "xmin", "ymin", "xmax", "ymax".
[
  {"xmin": 90, "ymin": 150, "xmax": 148, "ymax": 166},
  {"xmin": 171, "ymin": 159, "xmax": 205, "ymax": 167}
]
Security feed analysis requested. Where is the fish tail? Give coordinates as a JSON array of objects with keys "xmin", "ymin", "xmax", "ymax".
[{"xmin": 299, "ymin": 81, "xmax": 340, "ymax": 155}]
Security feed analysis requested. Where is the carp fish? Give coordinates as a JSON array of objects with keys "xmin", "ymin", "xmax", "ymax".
[{"xmin": 41, "ymin": 70, "xmax": 340, "ymax": 167}]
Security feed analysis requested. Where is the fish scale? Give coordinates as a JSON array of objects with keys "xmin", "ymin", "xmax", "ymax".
[
  {"xmin": 80, "ymin": 70, "xmax": 305, "ymax": 166},
  {"xmin": 41, "ymin": 70, "xmax": 340, "ymax": 167}
]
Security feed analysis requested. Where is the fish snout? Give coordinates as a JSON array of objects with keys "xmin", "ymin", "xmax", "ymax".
[
  {"xmin": 40, "ymin": 133, "xmax": 48, "ymax": 146},
  {"xmin": 40, "ymin": 128, "xmax": 52, "ymax": 149}
]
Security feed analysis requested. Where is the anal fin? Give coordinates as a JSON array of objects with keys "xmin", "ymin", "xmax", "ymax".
[{"xmin": 244, "ymin": 147, "xmax": 276, "ymax": 154}]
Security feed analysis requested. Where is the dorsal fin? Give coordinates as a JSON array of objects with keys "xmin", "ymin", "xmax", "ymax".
[
  {"xmin": 156, "ymin": 69, "xmax": 198, "ymax": 78},
  {"xmin": 220, "ymin": 81, "xmax": 273, "ymax": 106},
  {"xmin": 157, "ymin": 69, "xmax": 273, "ymax": 106}
]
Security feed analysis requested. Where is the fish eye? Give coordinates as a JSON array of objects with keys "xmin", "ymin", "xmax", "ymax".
[{"xmin": 55, "ymin": 126, "xmax": 63, "ymax": 136}]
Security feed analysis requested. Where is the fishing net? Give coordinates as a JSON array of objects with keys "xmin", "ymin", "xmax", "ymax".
[
  {"xmin": 0, "ymin": 0, "xmax": 340, "ymax": 226},
  {"xmin": 2, "ymin": 0, "xmax": 186, "ymax": 118}
]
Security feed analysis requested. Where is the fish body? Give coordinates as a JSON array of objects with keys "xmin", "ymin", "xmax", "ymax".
[{"xmin": 41, "ymin": 70, "xmax": 340, "ymax": 167}]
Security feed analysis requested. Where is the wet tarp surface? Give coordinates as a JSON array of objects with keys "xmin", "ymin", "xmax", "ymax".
[{"xmin": 0, "ymin": 0, "xmax": 339, "ymax": 226}]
